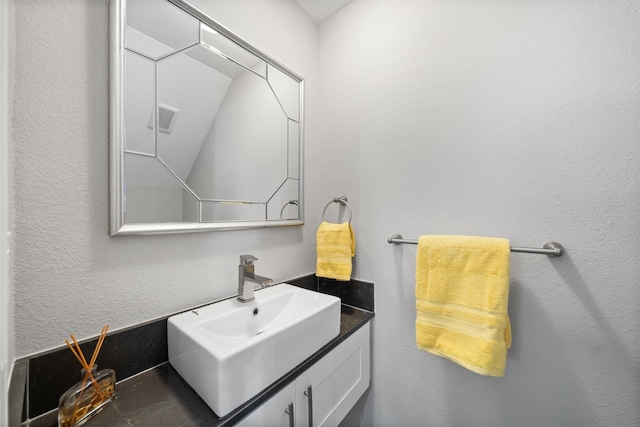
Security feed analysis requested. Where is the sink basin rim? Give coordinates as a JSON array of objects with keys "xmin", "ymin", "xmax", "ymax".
[{"xmin": 170, "ymin": 284, "xmax": 336, "ymax": 359}]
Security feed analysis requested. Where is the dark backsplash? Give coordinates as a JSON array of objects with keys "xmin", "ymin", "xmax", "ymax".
[
  {"xmin": 17, "ymin": 273, "xmax": 374, "ymax": 422},
  {"xmin": 26, "ymin": 318, "xmax": 168, "ymax": 419},
  {"xmin": 317, "ymin": 277, "xmax": 374, "ymax": 312}
]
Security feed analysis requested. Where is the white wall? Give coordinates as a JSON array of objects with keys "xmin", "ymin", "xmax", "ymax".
[
  {"xmin": 0, "ymin": 2, "xmax": 13, "ymax": 425},
  {"xmin": 11, "ymin": 0, "xmax": 319, "ymax": 356},
  {"xmin": 1, "ymin": 0, "xmax": 14, "ymax": 423},
  {"xmin": 319, "ymin": 1, "xmax": 639, "ymax": 426}
]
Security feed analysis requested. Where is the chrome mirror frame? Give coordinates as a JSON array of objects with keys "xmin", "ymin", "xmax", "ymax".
[{"xmin": 109, "ymin": 0, "xmax": 304, "ymax": 235}]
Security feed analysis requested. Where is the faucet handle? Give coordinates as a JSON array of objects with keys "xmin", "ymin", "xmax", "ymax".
[{"xmin": 239, "ymin": 255, "xmax": 258, "ymax": 266}]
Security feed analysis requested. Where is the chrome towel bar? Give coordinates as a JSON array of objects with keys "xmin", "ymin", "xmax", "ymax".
[{"xmin": 387, "ymin": 234, "xmax": 564, "ymax": 257}]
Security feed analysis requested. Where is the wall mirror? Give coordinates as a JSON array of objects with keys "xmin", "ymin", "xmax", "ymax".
[{"xmin": 110, "ymin": 0, "xmax": 304, "ymax": 235}]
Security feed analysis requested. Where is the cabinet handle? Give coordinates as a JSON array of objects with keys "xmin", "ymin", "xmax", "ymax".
[
  {"xmin": 284, "ymin": 402, "xmax": 294, "ymax": 427},
  {"xmin": 304, "ymin": 385, "xmax": 313, "ymax": 427}
]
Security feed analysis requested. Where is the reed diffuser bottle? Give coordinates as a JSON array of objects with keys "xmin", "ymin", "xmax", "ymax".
[
  {"xmin": 59, "ymin": 326, "xmax": 115, "ymax": 427},
  {"xmin": 58, "ymin": 365, "xmax": 115, "ymax": 427}
]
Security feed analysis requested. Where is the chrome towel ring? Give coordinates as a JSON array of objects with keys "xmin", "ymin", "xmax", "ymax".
[
  {"xmin": 279, "ymin": 200, "xmax": 298, "ymax": 218},
  {"xmin": 322, "ymin": 196, "xmax": 352, "ymax": 223}
]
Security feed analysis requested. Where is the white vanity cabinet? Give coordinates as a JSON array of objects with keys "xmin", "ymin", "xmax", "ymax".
[
  {"xmin": 236, "ymin": 383, "xmax": 297, "ymax": 427},
  {"xmin": 237, "ymin": 322, "xmax": 370, "ymax": 427}
]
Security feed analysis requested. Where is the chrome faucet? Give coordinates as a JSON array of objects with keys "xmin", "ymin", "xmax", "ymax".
[{"xmin": 238, "ymin": 255, "xmax": 273, "ymax": 303}]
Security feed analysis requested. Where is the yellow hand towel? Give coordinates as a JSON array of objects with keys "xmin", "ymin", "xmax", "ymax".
[
  {"xmin": 316, "ymin": 221, "xmax": 355, "ymax": 281},
  {"xmin": 416, "ymin": 235, "xmax": 511, "ymax": 377}
]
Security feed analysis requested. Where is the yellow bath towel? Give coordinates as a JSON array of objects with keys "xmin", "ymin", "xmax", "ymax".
[
  {"xmin": 316, "ymin": 221, "xmax": 355, "ymax": 281},
  {"xmin": 416, "ymin": 235, "xmax": 511, "ymax": 377}
]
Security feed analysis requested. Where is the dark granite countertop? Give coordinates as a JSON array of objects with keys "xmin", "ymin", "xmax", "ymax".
[{"xmin": 29, "ymin": 305, "xmax": 373, "ymax": 427}]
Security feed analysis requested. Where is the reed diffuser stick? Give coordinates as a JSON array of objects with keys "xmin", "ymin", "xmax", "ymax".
[
  {"xmin": 87, "ymin": 326, "xmax": 108, "ymax": 380},
  {"xmin": 68, "ymin": 336, "xmax": 101, "ymax": 393},
  {"xmin": 64, "ymin": 340, "xmax": 100, "ymax": 393}
]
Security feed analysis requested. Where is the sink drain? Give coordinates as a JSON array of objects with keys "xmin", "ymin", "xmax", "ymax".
[{"xmin": 253, "ymin": 307, "xmax": 259, "ymax": 316}]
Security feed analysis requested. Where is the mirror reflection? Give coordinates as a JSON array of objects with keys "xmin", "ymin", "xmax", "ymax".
[{"xmin": 111, "ymin": 0, "xmax": 303, "ymax": 234}]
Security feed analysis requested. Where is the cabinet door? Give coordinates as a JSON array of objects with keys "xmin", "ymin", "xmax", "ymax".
[
  {"xmin": 236, "ymin": 382, "xmax": 296, "ymax": 427},
  {"xmin": 296, "ymin": 323, "xmax": 370, "ymax": 427}
]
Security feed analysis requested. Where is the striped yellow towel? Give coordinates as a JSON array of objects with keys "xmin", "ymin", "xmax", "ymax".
[
  {"xmin": 416, "ymin": 235, "xmax": 511, "ymax": 377},
  {"xmin": 316, "ymin": 221, "xmax": 355, "ymax": 281}
]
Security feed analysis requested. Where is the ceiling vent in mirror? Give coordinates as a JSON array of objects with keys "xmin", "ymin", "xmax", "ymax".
[{"xmin": 148, "ymin": 104, "xmax": 180, "ymax": 134}]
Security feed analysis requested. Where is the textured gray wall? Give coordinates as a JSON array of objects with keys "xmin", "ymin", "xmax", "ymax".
[
  {"xmin": 1, "ymin": 1, "xmax": 14, "ymax": 423},
  {"xmin": 320, "ymin": 1, "xmax": 639, "ymax": 426}
]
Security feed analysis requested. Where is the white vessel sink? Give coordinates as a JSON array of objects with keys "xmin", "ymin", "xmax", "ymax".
[{"xmin": 168, "ymin": 283, "xmax": 341, "ymax": 417}]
